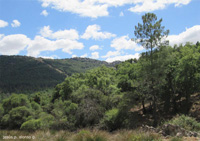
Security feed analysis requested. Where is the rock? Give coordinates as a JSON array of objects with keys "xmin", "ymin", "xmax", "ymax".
[
  {"xmin": 176, "ymin": 132, "xmax": 183, "ymax": 137},
  {"xmin": 141, "ymin": 125, "xmax": 157, "ymax": 132},
  {"xmin": 161, "ymin": 124, "xmax": 199, "ymax": 137}
]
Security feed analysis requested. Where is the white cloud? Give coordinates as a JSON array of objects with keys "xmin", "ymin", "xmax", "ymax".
[
  {"xmin": 167, "ymin": 25, "xmax": 200, "ymax": 46},
  {"xmin": 105, "ymin": 53, "xmax": 140, "ymax": 63},
  {"xmin": 40, "ymin": 0, "xmax": 109, "ymax": 18},
  {"xmin": 0, "ymin": 20, "xmax": 8, "ymax": 28},
  {"xmin": 102, "ymin": 50, "xmax": 120, "ymax": 58},
  {"xmin": 11, "ymin": 20, "xmax": 21, "ymax": 27},
  {"xmin": 0, "ymin": 34, "xmax": 30, "ymax": 55},
  {"xmin": 72, "ymin": 55, "xmax": 77, "ymax": 58},
  {"xmin": 38, "ymin": 55, "xmax": 59, "ymax": 59},
  {"xmin": 111, "ymin": 35, "xmax": 144, "ymax": 51},
  {"xmin": 91, "ymin": 52, "xmax": 99, "ymax": 59},
  {"xmin": 119, "ymin": 11, "xmax": 124, "ymax": 16},
  {"xmin": 27, "ymin": 36, "xmax": 84, "ymax": 57},
  {"xmin": 81, "ymin": 53, "xmax": 88, "ymax": 58},
  {"xmin": 0, "ymin": 26, "xmax": 83, "ymax": 57},
  {"xmin": 129, "ymin": 0, "xmax": 192, "ymax": 13},
  {"xmin": 41, "ymin": 10, "xmax": 49, "ymax": 16},
  {"xmin": 81, "ymin": 24, "xmax": 116, "ymax": 40},
  {"xmin": 89, "ymin": 45, "xmax": 100, "ymax": 51},
  {"xmin": 39, "ymin": 0, "xmax": 192, "ymax": 18},
  {"xmin": 38, "ymin": 56, "xmax": 54, "ymax": 59},
  {"xmin": 40, "ymin": 25, "xmax": 79, "ymax": 40}
]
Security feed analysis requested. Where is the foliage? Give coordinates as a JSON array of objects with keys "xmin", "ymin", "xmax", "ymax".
[
  {"xmin": 0, "ymin": 56, "xmax": 119, "ymax": 93},
  {"xmin": 100, "ymin": 108, "xmax": 120, "ymax": 130},
  {"xmin": 166, "ymin": 115, "xmax": 200, "ymax": 131},
  {"xmin": 6, "ymin": 106, "xmax": 32, "ymax": 128},
  {"xmin": 20, "ymin": 119, "xmax": 42, "ymax": 131},
  {"xmin": 2, "ymin": 94, "xmax": 31, "ymax": 114}
]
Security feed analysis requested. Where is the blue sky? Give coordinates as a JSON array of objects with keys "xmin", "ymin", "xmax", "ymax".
[{"xmin": 0, "ymin": 0, "xmax": 200, "ymax": 62}]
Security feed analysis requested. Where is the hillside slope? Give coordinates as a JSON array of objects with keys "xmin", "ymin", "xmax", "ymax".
[{"xmin": 0, "ymin": 55, "xmax": 119, "ymax": 93}]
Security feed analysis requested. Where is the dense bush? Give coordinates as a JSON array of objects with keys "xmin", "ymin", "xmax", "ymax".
[
  {"xmin": 101, "ymin": 108, "xmax": 119, "ymax": 130},
  {"xmin": 166, "ymin": 115, "xmax": 200, "ymax": 131},
  {"xmin": 20, "ymin": 119, "xmax": 42, "ymax": 131},
  {"xmin": 7, "ymin": 106, "xmax": 32, "ymax": 128},
  {"xmin": 2, "ymin": 94, "xmax": 31, "ymax": 114}
]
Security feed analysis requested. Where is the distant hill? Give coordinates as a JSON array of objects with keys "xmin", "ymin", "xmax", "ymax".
[{"xmin": 0, "ymin": 55, "xmax": 120, "ymax": 93}]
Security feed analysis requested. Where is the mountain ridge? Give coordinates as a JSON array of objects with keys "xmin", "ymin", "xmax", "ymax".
[{"xmin": 0, "ymin": 55, "xmax": 121, "ymax": 93}]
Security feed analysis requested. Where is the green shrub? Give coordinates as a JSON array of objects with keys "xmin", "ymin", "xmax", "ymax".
[
  {"xmin": 0, "ymin": 104, "xmax": 4, "ymax": 119},
  {"xmin": 8, "ymin": 106, "xmax": 32, "ymax": 128},
  {"xmin": 100, "ymin": 108, "xmax": 119, "ymax": 130},
  {"xmin": 20, "ymin": 119, "xmax": 42, "ymax": 131},
  {"xmin": 31, "ymin": 101, "xmax": 42, "ymax": 112},
  {"xmin": 170, "ymin": 137, "xmax": 183, "ymax": 141},
  {"xmin": 2, "ymin": 94, "xmax": 31, "ymax": 114},
  {"xmin": 116, "ymin": 131, "xmax": 161, "ymax": 141},
  {"xmin": 166, "ymin": 115, "xmax": 200, "ymax": 131},
  {"xmin": 130, "ymin": 133, "xmax": 161, "ymax": 141}
]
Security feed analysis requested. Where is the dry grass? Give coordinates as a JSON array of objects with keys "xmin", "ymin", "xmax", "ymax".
[{"xmin": 0, "ymin": 129, "xmax": 199, "ymax": 141}]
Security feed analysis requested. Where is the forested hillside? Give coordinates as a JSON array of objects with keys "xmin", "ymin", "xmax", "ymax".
[
  {"xmin": 1, "ymin": 43, "xmax": 200, "ymax": 131},
  {"xmin": 0, "ymin": 55, "xmax": 119, "ymax": 93}
]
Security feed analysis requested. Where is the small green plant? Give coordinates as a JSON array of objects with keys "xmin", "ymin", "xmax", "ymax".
[
  {"xmin": 131, "ymin": 133, "xmax": 161, "ymax": 141},
  {"xmin": 166, "ymin": 115, "xmax": 200, "ymax": 131},
  {"xmin": 170, "ymin": 137, "xmax": 183, "ymax": 141}
]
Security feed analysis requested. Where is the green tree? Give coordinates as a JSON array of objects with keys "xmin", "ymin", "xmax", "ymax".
[
  {"xmin": 134, "ymin": 13, "xmax": 169, "ymax": 126},
  {"xmin": 2, "ymin": 94, "xmax": 31, "ymax": 114},
  {"xmin": 7, "ymin": 106, "xmax": 32, "ymax": 128},
  {"xmin": 175, "ymin": 44, "xmax": 200, "ymax": 113}
]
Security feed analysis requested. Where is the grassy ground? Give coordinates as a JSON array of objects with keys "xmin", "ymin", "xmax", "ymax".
[{"xmin": 0, "ymin": 129, "xmax": 199, "ymax": 141}]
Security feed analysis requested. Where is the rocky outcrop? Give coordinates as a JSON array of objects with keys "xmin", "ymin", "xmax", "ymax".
[
  {"xmin": 161, "ymin": 124, "xmax": 199, "ymax": 137},
  {"xmin": 141, "ymin": 124, "xmax": 199, "ymax": 137}
]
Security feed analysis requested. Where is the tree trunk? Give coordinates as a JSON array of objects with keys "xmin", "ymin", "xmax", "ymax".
[
  {"xmin": 164, "ymin": 93, "xmax": 170, "ymax": 113},
  {"xmin": 185, "ymin": 93, "xmax": 191, "ymax": 114},
  {"xmin": 153, "ymin": 95, "xmax": 157, "ymax": 127},
  {"xmin": 142, "ymin": 98, "xmax": 146, "ymax": 114}
]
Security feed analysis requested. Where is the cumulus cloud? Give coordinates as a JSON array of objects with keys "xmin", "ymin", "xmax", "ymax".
[
  {"xmin": 91, "ymin": 52, "xmax": 99, "ymax": 59},
  {"xmin": 101, "ymin": 51, "xmax": 120, "ymax": 58},
  {"xmin": 0, "ymin": 27, "xmax": 84, "ymax": 57},
  {"xmin": 41, "ymin": 10, "xmax": 49, "ymax": 16},
  {"xmin": 39, "ymin": 0, "xmax": 192, "ymax": 18},
  {"xmin": 129, "ymin": 0, "xmax": 192, "ymax": 13},
  {"xmin": 89, "ymin": 45, "xmax": 100, "ymax": 51},
  {"xmin": 11, "ymin": 20, "xmax": 21, "ymax": 27},
  {"xmin": 105, "ymin": 53, "xmax": 140, "ymax": 63},
  {"xmin": 111, "ymin": 35, "xmax": 144, "ymax": 51},
  {"xmin": 40, "ymin": 0, "xmax": 109, "ymax": 18},
  {"xmin": 167, "ymin": 25, "xmax": 200, "ymax": 46},
  {"xmin": 0, "ymin": 34, "xmax": 30, "ymax": 55},
  {"xmin": 81, "ymin": 24, "xmax": 116, "ymax": 40},
  {"xmin": 81, "ymin": 53, "xmax": 88, "ymax": 58},
  {"xmin": 40, "ymin": 26, "xmax": 79, "ymax": 40},
  {"xmin": 38, "ymin": 56, "xmax": 54, "ymax": 59},
  {"xmin": 72, "ymin": 55, "xmax": 77, "ymax": 58},
  {"xmin": 0, "ymin": 20, "xmax": 8, "ymax": 28},
  {"xmin": 27, "ymin": 36, "xmax": 84, "ymax": 57}
]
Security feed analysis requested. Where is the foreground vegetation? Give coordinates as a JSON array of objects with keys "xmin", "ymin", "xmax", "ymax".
[{"xmin": 1, "ymin": 129, "xmax": 197, "ymax": 141}]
